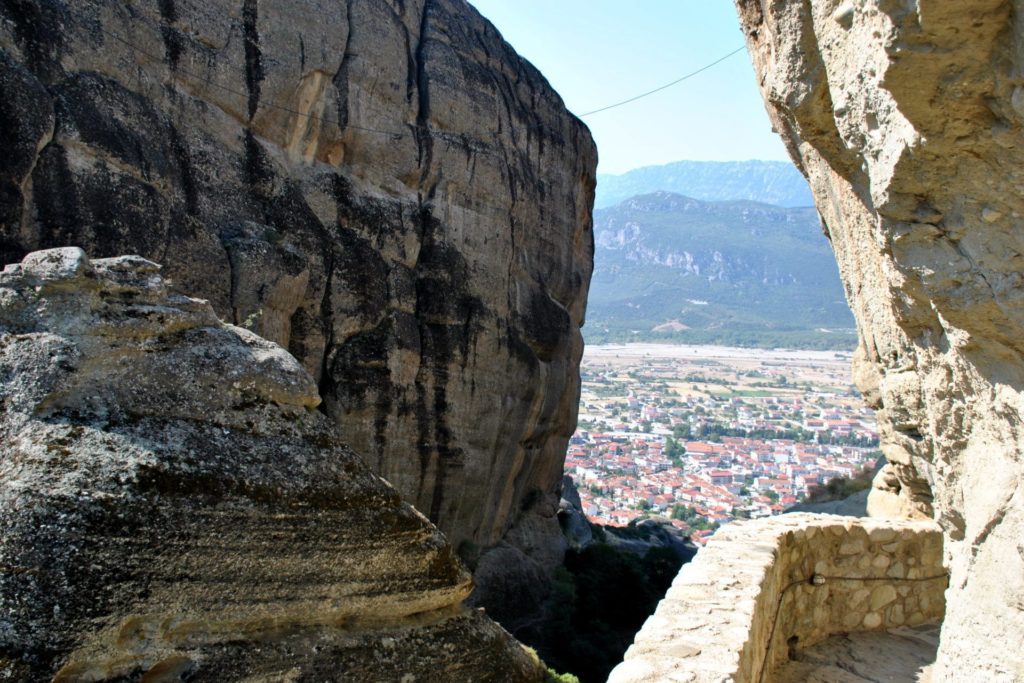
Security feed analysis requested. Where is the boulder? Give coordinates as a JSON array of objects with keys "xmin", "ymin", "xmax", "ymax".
[{"xmin": 0, "ymin": 247, "xmax": 543, "ymax": 681}]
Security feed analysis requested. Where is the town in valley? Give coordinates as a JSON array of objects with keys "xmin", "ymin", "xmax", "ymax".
[{"xmin": 568, "ymin": 343, "xmax": 879, "ymax": 544}]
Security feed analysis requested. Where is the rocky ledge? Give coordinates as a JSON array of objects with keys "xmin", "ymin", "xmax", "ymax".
[{"xmin": 0, "ymin": 248, "xmax": 543, "ymax": 682}]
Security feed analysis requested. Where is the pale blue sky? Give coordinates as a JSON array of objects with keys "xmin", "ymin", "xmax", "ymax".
[{"xmin": 468, "ymin": 1, "xmax": 790, "ymax": 174}]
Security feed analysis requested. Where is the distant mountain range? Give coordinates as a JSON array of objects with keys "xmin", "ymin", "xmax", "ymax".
[
  {"xmin": 586, "ymin": 192, "xmax": 856, "ymax": 349},
  {"xmin": 595, "ymin": 160, "xmax": 814, "ymax": 210}
]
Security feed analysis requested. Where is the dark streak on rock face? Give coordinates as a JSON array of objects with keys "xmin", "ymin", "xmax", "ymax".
[
  {"xmin": 0, "ymin": 53, "xmax": 51, "ymax": 181},
  {"xmin": 413, "ymin": 0, "xmax": 435, "ymax": 176},
  {"xmin": 242, "ymin": 0, "xmax": 263, "ymax": 121},
  {"xmin": 156, "ymin": 0, "xmax": 183, "ymax": 69},
  {"xmin": 242, "ymin": 128, "xmax": 274, "ymax": 198},
  {"xmin": 0, "ymin": 203, "xmax": 27, "ymax": 266},
  {"xmin": 31, "ymin": 144, "xmax": 81, "ymax": 248},
  {"xmin": 0, "ymin": 0, "xmax": 67, "ymax": 82},
  {"xmin": 522, "ymin": 287, "xmax": 570, "ymax": 364},
  {"xmin": 56, "ymin": 72, "xmax": 176, "ymax": 181},
  {"xmin": 33, "ymin": 148, "xmax": 168, "ymax": 259},
  {"xmin": 168, "ymin": 124, "xmax": 199, "ymax": 216},
  {"xmin": 414, "ymin": 206, "xmax": 485, "ymax": 361},
  {"xmin": 0, "ymin": 51, "xmax": 54, "ymax": 263},
  {"xmin": 156, "ymin": 0, "xmax": 178, "ymax": 23},
  {"xmin": 158, "ymin": 27, "xmax": 184, "ymax": 71},
  {"xmin": 412, "ymin": 204, "xmax": 482, "ymax": 523},
  {"xmin": 329, "ymin": 319, "xmax": 394, "ymax": 405}
]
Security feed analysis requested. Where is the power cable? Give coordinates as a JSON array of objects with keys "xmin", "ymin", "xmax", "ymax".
[
  {"xmin": 578, "ymin": 45, "xmax": 747, "ymax": 118},
  {"xmin": 64, "ymin": 5, "xmax": 746, "ymax": 138}
]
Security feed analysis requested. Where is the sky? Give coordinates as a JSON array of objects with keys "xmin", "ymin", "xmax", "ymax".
[{"xmin": 467, "ymin": 1, "xmax": 790, "ymax": 175}]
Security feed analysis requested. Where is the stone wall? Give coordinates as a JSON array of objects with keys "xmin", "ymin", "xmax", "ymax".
[{"xmin": 607, "ymin": 514, "xmax": 945, "ymax": 683}]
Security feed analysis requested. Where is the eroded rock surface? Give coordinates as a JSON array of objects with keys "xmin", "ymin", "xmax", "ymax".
[
  {"xmin": 737, "ymin": 1, "xmax": 1024, "ymax": 680},
  {"xmin": 0, "ymin": 247, "xmax": 544, "ymax": 681},
  {"xmin": 0, "ymin": 0, "xmax": 596, "ymax": 578}
]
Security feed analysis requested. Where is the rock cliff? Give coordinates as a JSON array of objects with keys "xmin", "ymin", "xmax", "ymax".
[
  {"xmin": 0, "ymin": 0, "xmax": 596, "ymax": 580},
  {"xmin": 0, "ymin": 247, "xmax": 544, "ymax": 681},
  {"xmin": 737, "ymin": 1, "xmax": 1024, "ymax": 680}
]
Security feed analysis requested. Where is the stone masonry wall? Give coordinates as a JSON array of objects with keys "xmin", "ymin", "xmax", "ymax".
[{"xmin": 607, "ymin": 514, "xmax": 946, "ymax": 683}]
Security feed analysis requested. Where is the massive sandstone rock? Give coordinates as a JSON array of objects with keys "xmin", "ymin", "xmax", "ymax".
[
  {"xmin": 737, "ymin": 1, "xmax": 1024, "ymax": 680},
  {"xmin": 0, "ymin": 247, "xmax": 544, "ymax": 681},
  {"xmin": 0, "ymin": 0, "xmax": 596, "ymax": 588}
]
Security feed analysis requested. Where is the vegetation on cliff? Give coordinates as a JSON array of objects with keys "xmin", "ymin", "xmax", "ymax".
[
  {"xmin": 524, "ymin": 542, "xmax": 683, "ymax": 683},
  {"xmin": 803, "ymin": 462, "xmax": 877, "ymax": 504}
]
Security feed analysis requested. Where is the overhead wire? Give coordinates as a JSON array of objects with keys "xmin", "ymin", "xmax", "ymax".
[
  {"xmin": 578, "ymin": 45, "xmax": 747, "ymax": 117},
  {"xmin": 61, "ymin": 3, "xmax": 746, "ymax": 144}
]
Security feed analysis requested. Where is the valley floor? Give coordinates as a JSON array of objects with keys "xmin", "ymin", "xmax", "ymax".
[{"xmin": 585, "ymin": 343, "xmax": 851, "ymax": 364}]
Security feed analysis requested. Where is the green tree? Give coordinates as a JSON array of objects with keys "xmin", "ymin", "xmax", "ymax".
[
  {"xmin": 529, "ymin": 544, "xmax": 684, "ymax": 683},
  {"xmin": 671, "ymin": 423, "xmax": 692, "ymax": 440}
]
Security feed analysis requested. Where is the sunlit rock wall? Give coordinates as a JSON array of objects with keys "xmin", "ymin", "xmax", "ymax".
[
  {"xmin": 736, "ymin": 2, "xmax": 1024, "ymax": 680},
  {"xmin": 0, "ymin": 0, "xmax": 596, "ymax": 570}
]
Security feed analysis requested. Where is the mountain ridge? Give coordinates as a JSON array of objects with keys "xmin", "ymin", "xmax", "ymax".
[
  {"xmin": 596, "ymin": 159, "xmax": 814, "ymax": 210},
  {"xmin": 587, "ymin": 190, "xmax": 856, "ymax": 349}
]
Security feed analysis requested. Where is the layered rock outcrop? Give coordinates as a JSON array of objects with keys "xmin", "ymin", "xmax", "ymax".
[
  {"xmin": 0, "ymin": 247, "xmax": 544, "ymax": 681},
  {"xmin": 0, "ymin": 0, "xmax": 596, "ymax": 580},
  {"xmin": 737, "ymin": 1, "xmax": 1024, "ymax": 680}
]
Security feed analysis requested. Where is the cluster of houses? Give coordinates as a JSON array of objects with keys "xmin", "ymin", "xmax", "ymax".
[
  {"xmin": 567, "ymin": 433, "xmax": 876, "ymax": 543},
  {"xmin": 569, "ymin": 360, "xmax": 879, "ymax": 544}
]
